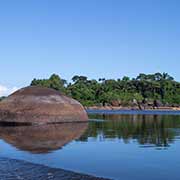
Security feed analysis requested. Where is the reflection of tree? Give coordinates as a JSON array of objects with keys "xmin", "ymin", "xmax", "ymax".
[{"xmin": 80, "ymin": 114, "xmax": 180, "ymax": 148}]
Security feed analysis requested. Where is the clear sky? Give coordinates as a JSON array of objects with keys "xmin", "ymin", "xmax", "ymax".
[{"xmin": 0, "ymin": 0, "xmax": 180, "ymax": 95}]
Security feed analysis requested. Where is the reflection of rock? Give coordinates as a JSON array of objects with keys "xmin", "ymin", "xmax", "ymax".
[
  {"xmin": 0, "ymin": 86, "xmax": 88, "ymax": 124},
  {"xmin": 0, "ymin": 123, "xmax": 88, "ymax": 153}
]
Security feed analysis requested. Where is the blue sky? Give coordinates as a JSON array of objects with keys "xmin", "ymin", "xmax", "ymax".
[{"xmin": 0, "ymin": 0, "xmax": 180, "ymax": 95}]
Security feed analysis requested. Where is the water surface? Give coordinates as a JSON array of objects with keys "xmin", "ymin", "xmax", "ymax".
[{"xmin": 0, "ymin": 110, "xmax": 180, "ymax": 180}]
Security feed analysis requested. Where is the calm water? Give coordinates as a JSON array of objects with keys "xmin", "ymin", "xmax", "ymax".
[{"xmin": 0, "ymin": 110, "xmax": 180, "ymax": 180}]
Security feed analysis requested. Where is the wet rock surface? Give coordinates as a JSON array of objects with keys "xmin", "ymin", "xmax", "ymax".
[{"xmin": 0, "ymin": 158, "xmax": 110, "ymax": 180}]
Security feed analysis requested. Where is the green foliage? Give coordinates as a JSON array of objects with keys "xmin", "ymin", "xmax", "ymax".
[
  {"xmin": 30, "ymin": 72, "xmax": 180, "ymax": 106},
  {"xmin": 31, "ymin": 74, "xmax": 66, "ymax": 92}
]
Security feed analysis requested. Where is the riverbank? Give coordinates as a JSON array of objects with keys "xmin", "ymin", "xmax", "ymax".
[
  {"xmin": 0, "ymin": 158, "xmax": 110, "ymax": 180},
  {"xmin": 86, "ymin": 106, "xmax": 180, "ymax": 111}
]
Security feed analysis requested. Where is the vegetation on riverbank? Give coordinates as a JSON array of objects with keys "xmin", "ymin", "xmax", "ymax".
[{"xmin": 30, "ymin": 73, "xmax": 180, "ymax": 108}]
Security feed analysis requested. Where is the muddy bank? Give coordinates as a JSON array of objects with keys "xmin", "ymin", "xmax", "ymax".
[{"xmin": 0, "ymin": 158, "xmax": 110, "ymax": 180}]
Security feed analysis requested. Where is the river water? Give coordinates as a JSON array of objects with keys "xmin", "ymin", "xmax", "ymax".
[{"xmin": 0, "ymin": 110, "xmax": 180, "ymax": 180}]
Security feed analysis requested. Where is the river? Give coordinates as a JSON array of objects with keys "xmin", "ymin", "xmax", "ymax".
[{"xmin": 0, "ymin": 110, "xmax": 180, "ymax": 180}]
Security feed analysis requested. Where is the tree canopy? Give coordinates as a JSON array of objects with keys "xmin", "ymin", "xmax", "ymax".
[
  {"xmin": 31, "ymin": 74, "xmax": 67, "ymax": 93},
  {"xmin": 30, "ymin": 73, "xmax": 180, "ymax": 107}
]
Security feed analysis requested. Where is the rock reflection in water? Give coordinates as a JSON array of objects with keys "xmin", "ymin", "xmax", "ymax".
[
  {"xmin": 0, "ymin": 123, "xmax": 88, "ymax": 154},
  {"xmin": 84, "ymin": 114, "xmax": 180, "ymax": 148}
]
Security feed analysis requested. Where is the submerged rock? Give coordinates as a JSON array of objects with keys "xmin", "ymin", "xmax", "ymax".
[{"xmin": 0, "ymin": 86, "xmax": 88, "ymax": 124}]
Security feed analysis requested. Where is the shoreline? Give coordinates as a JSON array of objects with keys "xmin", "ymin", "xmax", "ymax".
[
  {"xmin": 86, "ymin": 106, "xmax": 180, "ymax": 111},
  {"xmin": 0, "ymin": 157, "xmax": 111, "ymax": 180}
]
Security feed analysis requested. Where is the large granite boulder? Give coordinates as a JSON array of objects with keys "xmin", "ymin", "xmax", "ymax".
[{"xmin": 0, "ymin": 86, "xmax": 88, "ymax": 124}]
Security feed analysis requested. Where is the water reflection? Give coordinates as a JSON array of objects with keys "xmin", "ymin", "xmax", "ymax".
[
  {"xmin": 0, "ymin": 114, "xmax": 180, "ymax": 180},
  {"xmin": 0, "ymin": 123, "xmax": 88, "ymax": 153},
  {"xmin": 0, "ymin": 114, "xmax": 180, "ymax": 154},
  {"xmin": 80, "ymin": 114, "xmax": 180, "ymax": 148}
]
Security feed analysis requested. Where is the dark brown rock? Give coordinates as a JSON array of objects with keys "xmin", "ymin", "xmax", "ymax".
[
  {"xmin": 0, "ymin": 86, "xmax": 88, "ymax": 124},
  {"xmin": 110, "ymin": 100, "xmax": 121, "ymax": 107}
]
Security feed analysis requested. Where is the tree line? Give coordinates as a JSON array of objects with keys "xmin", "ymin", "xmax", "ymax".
[{"xmin": 31, "ymin": 73, "xmax": 180, "ymax": 107}]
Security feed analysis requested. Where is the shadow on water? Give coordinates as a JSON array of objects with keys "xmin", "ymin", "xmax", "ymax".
[
  {"xmin": 80, "ymin": 114, "xmax": 180, "ymax": 149},
  {"xmin": 0, "ymin": 122, "xmax": 88, "ymax": 154}
]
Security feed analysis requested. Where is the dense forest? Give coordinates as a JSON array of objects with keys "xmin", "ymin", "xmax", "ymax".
[{"xmin": 30, "ymin": 73, "xmax": 180, "ymax": 108}]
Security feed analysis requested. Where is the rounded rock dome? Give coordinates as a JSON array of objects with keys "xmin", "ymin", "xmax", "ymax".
[{"xmin": 0, "ymin": 86, "xmax": 88, "ymax": 124}]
